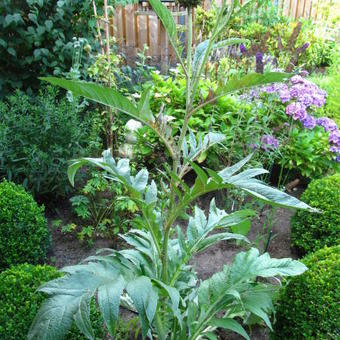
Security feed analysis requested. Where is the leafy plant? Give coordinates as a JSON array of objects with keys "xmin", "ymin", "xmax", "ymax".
[
  {"xmin": 0, "ymin": 0, "xmax": 96, "ymax": 96},
  {"xmin": 291, "ymin": 173, "xmax": 340, "ymax": 255},
  {"xmin": 0, "ymin": 180, "xmax": 50, "ymax": 270},
  {"xmin": 0, "ymin": 264, "xmax": 104, "ymax": 340},
  {"xmin": 0, "ymin": 86, "xmax": 94, "ymax": 197},
  {"xmin": 273, "ymin": 245, "xmax": 340, "ymax": 339},
  {"xmin": 64, "ymin": 171, "xmax": 137, "ymax": 244},
  {"xmin": 29, "ymin": 0, "xmax": 314, "ymax": 338}
]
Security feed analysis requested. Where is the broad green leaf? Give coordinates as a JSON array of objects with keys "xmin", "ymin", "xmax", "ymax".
[
  {"xmin": 210, "ymin": 318, "xmax": 250, "ymax": 340},
  {"xmin": 97, "ymin": 275, "xmax": 125, "ymax": 335},
  {"xmin": 40, "ymin": 77, "xmax": 139, "ymax": 118},
  {"xmin": 218, "ymin": 72, "xmax": 292, "ymax": 96}
]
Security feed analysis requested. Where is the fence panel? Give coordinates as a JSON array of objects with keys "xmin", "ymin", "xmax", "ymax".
[{"xmin": 109, "ymin": 0, "xmax": 333, "ymax": 67}]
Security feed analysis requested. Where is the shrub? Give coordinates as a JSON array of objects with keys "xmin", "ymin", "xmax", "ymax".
[
  {"xmin": 0, "ymin": 264, "xmax": 104, "ymax": 339},
  {"xmin": 291, "ymin": 173, "xmax": 340, "ymax": 254},
  {"xmin": 0, "ymin": 180, "xmax": 50, "ymax": 269},
  {"xmin": 0, "ymin": 86, "xmax": 94, "ymax": 197},
  {"xmin": 0, "ymin": 0, "xmax": 95, "ymax": 96},
  {"xmin": 273, "ymin": 245, "xmax": 340, "ymax": 339}
]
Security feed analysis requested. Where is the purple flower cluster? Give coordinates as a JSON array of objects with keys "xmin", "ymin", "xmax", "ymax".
[
  {"xmin": 241, "ymin": 73, "xmax": 340, "ymax": 161},
  {"xmin": 260, "ymin": 135, "xmax": 279, "ymax": 150},
  {"xmin": 316, "ymin": 118, "xmax": 340, "ymax": 155}
]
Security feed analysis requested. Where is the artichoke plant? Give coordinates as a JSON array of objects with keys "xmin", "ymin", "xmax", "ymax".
[{"xmin": 29, "ymin": 0, "xmax": 314, "ymax": 339}]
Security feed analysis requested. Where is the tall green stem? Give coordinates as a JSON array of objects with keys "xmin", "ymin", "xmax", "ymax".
[{"xmin": 177, "ymin": 6, "xmax": 193, "ymax": 155}]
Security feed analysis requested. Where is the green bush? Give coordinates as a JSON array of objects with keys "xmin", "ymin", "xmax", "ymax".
[
  {"xmin": 0, "ymin": 0, "xmax": 95, "ymax": 96},
  {"xmin": 0, "ymin": 264, "xmax": 104, "ymax": 339},
  {"xmin": 273, "ymin": 246, "xmax": 340, "ymax": 339},
  {"xmin": 0, "ymin": 86, "xmax": 96, "ymax": 197},
  {"xmin": 0, "ymin": 180, "xmax": 50, "ymax": 269},
  {"xmin": 291, "ymin": 174, "xmax": 340, "ymax": 255}
]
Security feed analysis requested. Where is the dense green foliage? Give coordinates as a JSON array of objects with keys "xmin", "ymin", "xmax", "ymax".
[
  {"xmin": 61, "ymin": 171, "xmax": 138, "ymax": 244},
  {"xmin": 0, "ymin": 0, "xmax": 95, "ymax": 96},
  {"xmin": 291, "ymin": 174, "xmax": 340, "ymax": 254},
  {"xmin": 0, "ymin": 181, "xmax": 50, "ymax": 269},
  {"xmin": 273, "ymin": 246, "xmax": 340, "ymax": 339},
  {"xmin": 0, "ymin": 86, "xmax": 98, "ymax": 197},
  {"xmin": 0, "ymin": 264, "xmax": 104, "ymax": 340}
]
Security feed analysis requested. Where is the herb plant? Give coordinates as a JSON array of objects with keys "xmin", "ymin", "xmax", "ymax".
[{"xmin": 29, "ymin": 0, "xmax": 315, "ymax": 339}]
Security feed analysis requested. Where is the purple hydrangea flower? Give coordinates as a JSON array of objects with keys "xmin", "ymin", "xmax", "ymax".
[
  {"xmin": 330, "ymin": 145, "xmax": 340, "ymax": 153},
  {"xmin": 316, "ymin": 117, "xmax": 338, "ymax": 132},
  {"xmin": 285, "ymin": 102, "xmax": 307, "ymax": 121},
  {"xmin": 329, "ymin": 130, "xmax": 340, "ymax": 144},
  {"xmin": 336, "ymin": 155, "xmax": 340, "ymax": 162},
  {"xmin": 279, "ymin": 89, "xmax": 291, "ymax": 103},
  {"xmin": 303, "ymin": 115, "xmax": 316, "ymax": 129},
  {"xmin": 261, "ymin": 135, "xmax": 279, "ymax": 150}
]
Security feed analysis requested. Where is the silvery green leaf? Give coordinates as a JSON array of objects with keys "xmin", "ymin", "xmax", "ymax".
[
  {"xmin": 126, "ymin": 276, "xmax": 158, "ymax": 338},
  {"xmin": 230, "ymin": 248, "xmax": 307, "ymax": 284},
  {"xmin": 97, "ymin": 275, "xmax": 125, "ymax": 335},
  {"xmin": 74, "ymin": 292, "xmax": 94, "ymax": 340},
  {"xmin": 28, "ymin": 294, "xmax": 81, "ymax": 340}
]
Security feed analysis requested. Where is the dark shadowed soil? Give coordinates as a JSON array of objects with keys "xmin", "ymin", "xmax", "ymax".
[{"xmin": 46, "ymin": 188, "xmax": 302, "ymax": 339}]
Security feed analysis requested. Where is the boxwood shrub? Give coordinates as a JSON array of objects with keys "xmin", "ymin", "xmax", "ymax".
[
  {"xmin": 0, "ymin": 264, "xmax": 104, "ymax": 339},
  {"xmin": 0, "ymin": 180, "xmax": 50, "ymax": 269},
  {"xmin": 273, "ymin": 245, "xmax": 340, "ymax": 339},
  {"xmin": 291, "ymin": 173, "xmax": 340, "ymax": 255}
]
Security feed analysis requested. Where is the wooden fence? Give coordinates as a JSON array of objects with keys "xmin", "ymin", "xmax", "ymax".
[{"xmin": 108, "ymin": 0, "xmax": 335, "ymax": 68}]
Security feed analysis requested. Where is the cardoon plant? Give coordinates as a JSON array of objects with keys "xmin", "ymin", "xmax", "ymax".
[{"xmin": 29, "ymin": 0, "xmax": 315, "ymax": 339}]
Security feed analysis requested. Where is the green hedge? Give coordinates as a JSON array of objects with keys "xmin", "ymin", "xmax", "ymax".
[
  {"xmin": 291, "ymin": 173, "xmax": 340, "ymax": 255},
  {"xmin": 0, "ymin": 264, "xmax": 105, "ymax": 339},
  {"xmin": 0, "ymin": 0, "xmax": 95, "ymax": 96},
  {"xmin": 273, "ymin": 245, "xmax": 340, "ymax": 339},
  {"xmin": 0, "ymin": 180, "xmax": 50, "ymax": 269}
]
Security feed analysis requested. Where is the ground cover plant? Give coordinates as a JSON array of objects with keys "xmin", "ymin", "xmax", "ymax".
[{"xmin": 28, "ymin": 0, "xmax": 317, "ymax": 339}]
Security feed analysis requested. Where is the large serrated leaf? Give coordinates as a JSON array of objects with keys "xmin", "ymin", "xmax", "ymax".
[{"xmin": 230, "ymin": 248, "xmax": 307, "ymax": 284}]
